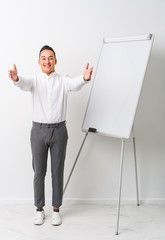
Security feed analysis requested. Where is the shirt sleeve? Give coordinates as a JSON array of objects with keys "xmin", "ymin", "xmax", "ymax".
[
  {"xmin": 14, "ymin": 76, "xmax": 34, "ymax": 92},
  {"xmin": 63, "ymin": 75, "xmax": 89, "ymax": 92}
]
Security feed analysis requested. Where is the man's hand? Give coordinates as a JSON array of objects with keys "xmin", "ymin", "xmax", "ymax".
[
  {"xmin": 8, "ymin": 64, "xmax": 18, "ymax": 82},
  {"xmin": 83, "ymin": 63, "xmax": 93, "ymax": 81}
]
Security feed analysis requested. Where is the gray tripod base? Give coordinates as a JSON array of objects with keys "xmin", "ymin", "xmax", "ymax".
[
  {"xmin": 63, "ymin": 132, "xmax": 140, "ymax": 235},
  {"xmin": 63, "ymin": 132, "xmax": 88, "ymax": 195},
  {"xmin": 115, "ymin": 137, "xmax": 140, "ymax": 235}
]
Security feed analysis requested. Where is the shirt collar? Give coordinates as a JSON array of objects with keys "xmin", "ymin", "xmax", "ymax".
[{"xmin": 40, "ymin": 71, "xmax": 57, "ymax": 80}]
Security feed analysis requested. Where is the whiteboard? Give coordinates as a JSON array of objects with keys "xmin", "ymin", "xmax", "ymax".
[{"xmin": 82, "ymin": 34, "xmax": 154, "ymax": 139}]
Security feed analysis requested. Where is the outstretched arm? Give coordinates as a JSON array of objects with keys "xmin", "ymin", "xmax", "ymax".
[
  {"xmin": 83, "ymin": 63, "xmax": 93, "ymax": 81},
  {"xmin": 8, "ymin": 64, "xmax": 33, "ymax": 91},
  {"xmin": 64, "ymin": 63, "xmax": 93, "ymax": 92}
]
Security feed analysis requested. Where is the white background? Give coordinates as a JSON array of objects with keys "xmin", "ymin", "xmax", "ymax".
[{"xmin": 0, "ymin": 0, "xmax": 164, "ymax": 204}]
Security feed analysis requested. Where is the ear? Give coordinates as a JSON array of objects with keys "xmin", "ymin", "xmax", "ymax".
[
  {"xmin": 38, "ymin": 59, "xmax": 41, "ymax": 66},
  {"xmin": 55, "ymin": 59, "xmax": 57, "ymax": 65}
]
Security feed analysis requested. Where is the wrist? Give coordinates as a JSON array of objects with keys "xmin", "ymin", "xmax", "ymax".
[
  {"xmin": 14, "ymin": 76, "xmax": 19, "ymax": 82},
  {"xmin": 83, "ymin": 76, "xmax": 90, "ymax": 81}
]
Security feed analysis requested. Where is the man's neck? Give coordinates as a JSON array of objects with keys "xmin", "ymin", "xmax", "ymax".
[{"xmin": 42, "ymin": 70, "xmax": 55, "ymax": 76}]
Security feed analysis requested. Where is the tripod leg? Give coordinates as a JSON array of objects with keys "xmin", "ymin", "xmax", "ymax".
[
  {"xmin": 115, "ymin": 139, "xmax": 125, "ymax": 235},
  {"xmin": 133, "ymin": 137, "xmax": 140, "ymax": 206},
  {"xmin": 63, "ymin": 132, "xmax": 88, "ymax": 195}
]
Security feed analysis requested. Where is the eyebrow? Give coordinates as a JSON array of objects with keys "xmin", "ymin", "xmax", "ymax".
[{"xmin": 41, "ymin": 55, "xmax": 54, "ymax": 58}]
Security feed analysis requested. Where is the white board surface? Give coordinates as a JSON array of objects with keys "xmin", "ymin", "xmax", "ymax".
[{"xmin": 82, "ymin": 34, "xmax": 154, "ymax": 139}]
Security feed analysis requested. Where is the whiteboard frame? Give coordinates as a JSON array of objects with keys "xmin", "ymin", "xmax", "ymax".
[{"xmin": 82, "ymin": 34, "xmax": 154, "ymax": 139}]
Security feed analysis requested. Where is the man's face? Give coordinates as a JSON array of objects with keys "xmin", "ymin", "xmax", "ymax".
[{"xmin": 38, "ymin": 49, "xmax": 57, "ymax": 75}]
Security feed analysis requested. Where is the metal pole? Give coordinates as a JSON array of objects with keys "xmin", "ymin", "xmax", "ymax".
[
  {"xmin": 133, "ymin": 137, "xmax": 140, "ymax": 206},
  {"xmin": 115, "ymin": 139, "xmax": 125, "ymax": 235},
  {"xmin": 63, "ymin": 132, "xmax": 88, "ymax": 195},
  {"xmin": 132, "ymin": 126, "xmax": 140, "ymax": 206}
]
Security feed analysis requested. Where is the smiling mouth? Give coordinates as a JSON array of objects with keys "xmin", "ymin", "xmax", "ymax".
[{"xmin": 44, "ymin": 65, "xmax": 51, "ymax": 68}]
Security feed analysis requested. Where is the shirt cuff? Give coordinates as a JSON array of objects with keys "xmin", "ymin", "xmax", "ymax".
[
  {"xmin": 83, "ymin": 76, "xmax": 91, "ymax": 84},
  {"xmin": 14, "ymin": 76, "xmax": 21, "ymax": 85}
]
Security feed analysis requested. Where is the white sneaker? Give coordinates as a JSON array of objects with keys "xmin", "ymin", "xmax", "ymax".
[
  {"xmin": 33, "ymin": 210, "xmax": 45, "ymax": 225},
  {"xmin": 52, "ymin": 212, "xmax": 62, "ymax": 226}
]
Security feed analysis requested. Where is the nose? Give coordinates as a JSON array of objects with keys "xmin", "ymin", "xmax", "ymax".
[{"xmin": 45, "ymin": 58, "xmax": 50, "ymax": 63}]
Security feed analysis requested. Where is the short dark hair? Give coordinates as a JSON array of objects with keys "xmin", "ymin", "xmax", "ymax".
[{"xmin": 39, "ymin": 45, "xmax": 56, "ymax": 58}]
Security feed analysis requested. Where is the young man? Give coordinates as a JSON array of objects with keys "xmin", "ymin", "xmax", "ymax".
[{"xmin": 8, "ymin": 45, "xmax": 93, "ymax": 226}]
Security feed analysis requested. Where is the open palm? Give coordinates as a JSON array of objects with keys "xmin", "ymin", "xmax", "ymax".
[
  {"xmin": 8, "ymin": 64, "xmax": 18, "ymax": 82},
  {"xmin": 83, "ymin": 63, "xmax": 93, "ymax": 81}
]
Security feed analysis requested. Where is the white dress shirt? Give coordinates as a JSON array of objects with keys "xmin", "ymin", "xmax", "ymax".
[{"xmin": 14, "ymin": 72, "xmax": 88, "ymax": 123}]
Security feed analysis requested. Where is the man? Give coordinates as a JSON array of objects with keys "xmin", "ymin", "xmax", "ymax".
[{"xmin": 8, "ymin": 45, "xmax": 93, "ymax": 226}]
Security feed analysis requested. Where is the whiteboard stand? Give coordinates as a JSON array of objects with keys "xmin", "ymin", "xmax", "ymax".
[
  {"xmin": 63, "ymin": 132, "xmax": 88, "ymax": 195},
  {"xmin": 115, "ymin": 127, "xmax": 140, "ymax": 235},
  {"xmin": 132, "ymin": 127, "xmax": 140, "ymax": 207},
  {"xmin": 115, "ymin": 138, "xmax": 125, "ymax": 235},
  {"xmin": 63, "ymin": 127, "xmax": 140, "ymax": 235},
  {"xmin": 64, "ymin": 34, "xmax": 154, "ymax": 234}
]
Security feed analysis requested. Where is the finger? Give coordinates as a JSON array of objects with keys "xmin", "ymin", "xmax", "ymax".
[
  {"xmin": 9, "ymin": 70, "xmax": 14, "ymax": 75},
  {"xmin": 85, "ymin": 63, "xmax": 89, "ymax": 69},
  {"xmin": 8, "ymin": 72, "xmax": 13, "ymax": 77},
  {"xmin": 89, "ymin": 67, "xmax": 93, "ymax": 72},
  {"xmin": 88, "ymin": 67, "xmax": 93, "ymax": 74},
  {"xmin": 13, "ymin": 64, "xmax": 17, "ymax": 71},
  {"xmin": 8, "ymin": 71, "xmax": 12, "ymax": 76}
]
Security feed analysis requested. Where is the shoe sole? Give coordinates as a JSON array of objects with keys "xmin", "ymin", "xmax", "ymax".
[
  {"xmin": 52, "ymin": 222, "xmax": 62, "ymax": 226},
  {"xmin": 33, "ymin": 216, "xmax": 45, "ymax": 225},
  {"xmin": 34, "ymin": 222, "xmax": 44, "ymax": 225}
]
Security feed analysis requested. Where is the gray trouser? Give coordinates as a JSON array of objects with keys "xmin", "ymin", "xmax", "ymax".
[{"xmin": 30, "ymin": 121, "xmax": 68, "ymax": 208}]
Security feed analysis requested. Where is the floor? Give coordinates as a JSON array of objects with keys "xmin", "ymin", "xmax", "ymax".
[{"xmin": 0, "ymin": 202, "xmax": 165, "ymax": 240}]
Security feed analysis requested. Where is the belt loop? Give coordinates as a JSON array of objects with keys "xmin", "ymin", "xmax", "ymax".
[{"xmin": 40, "ymin": 123, "xmax": 42, "ymax": 129}]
